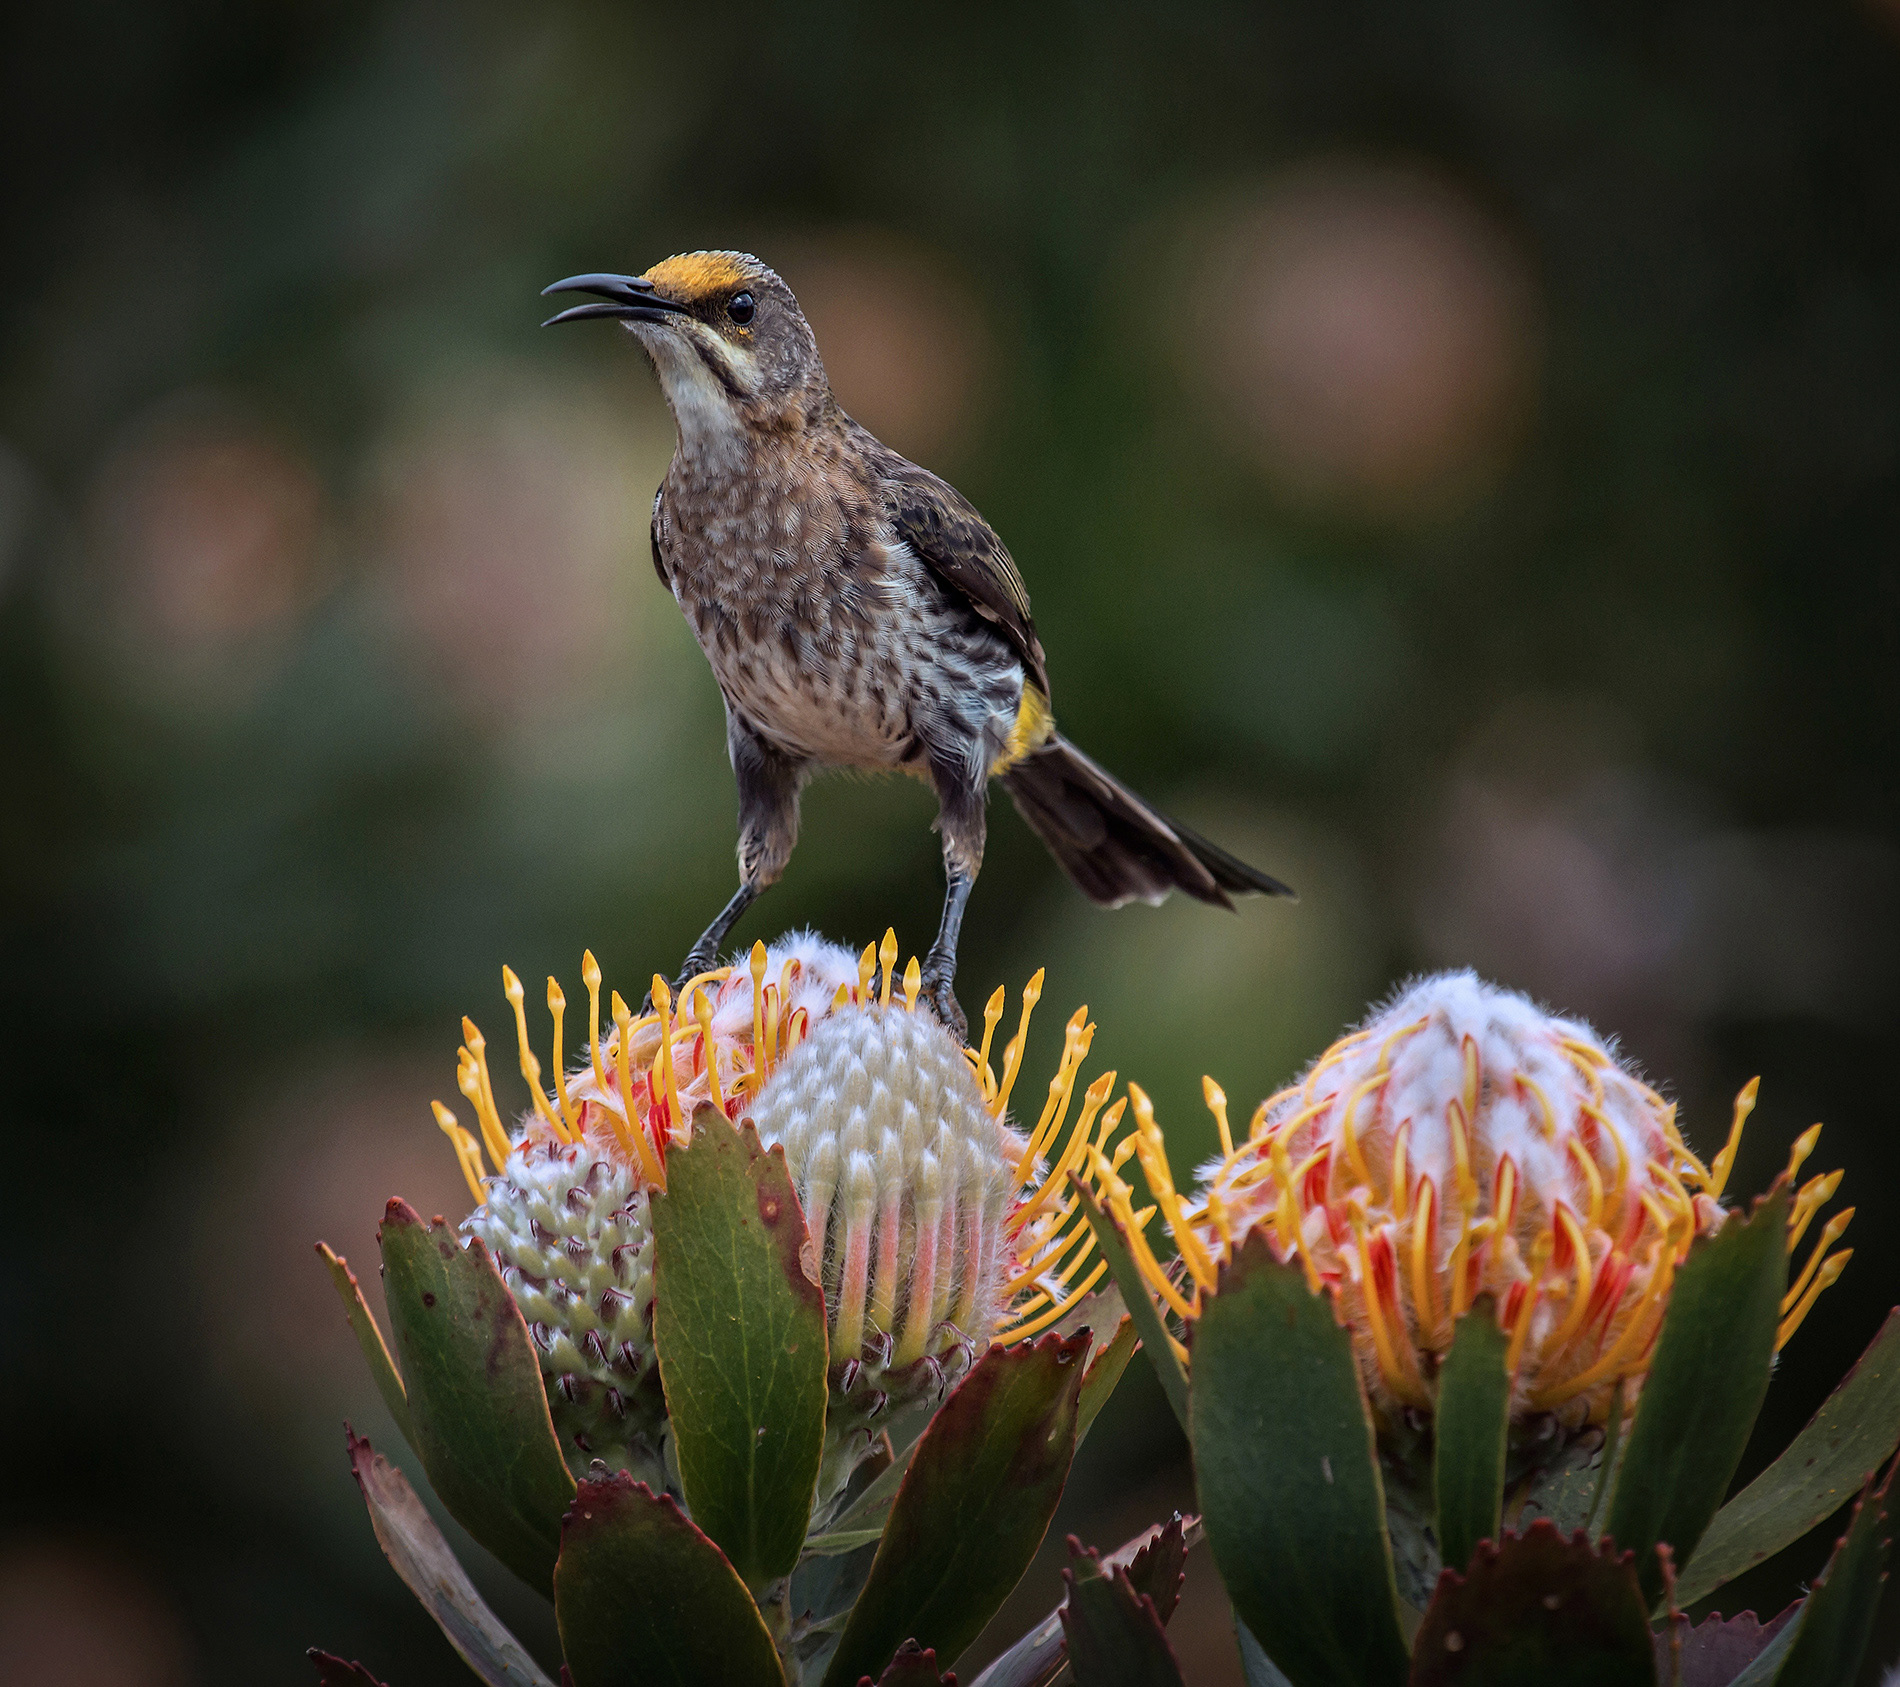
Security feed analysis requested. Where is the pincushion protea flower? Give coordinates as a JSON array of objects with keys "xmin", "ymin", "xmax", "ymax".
[
  {"xmin": 1096, "ymin": 970, "xmax": 1851, "ymax": 1424},
  {"xmin": 431, "ymin": 928, "xmax": 1127, "ymax": 1484}
]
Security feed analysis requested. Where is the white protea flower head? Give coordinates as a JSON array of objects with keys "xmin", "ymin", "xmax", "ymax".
[
  {"xmin": 433, "ymin": 929, "xmax": 1128, "ymax": 1480},
  {"xmin": 461, "ymin": 1145, "xmax": 663, "ymax": 1482},
  {"xmin": 1105, "ymin": 971, "xmax": 1851, "ymax": 1427}
]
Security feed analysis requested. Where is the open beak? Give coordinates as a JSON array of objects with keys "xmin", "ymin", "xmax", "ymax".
[{"xmin": 540, "ymin": 273, "xmax": 693, "ymax": 328}]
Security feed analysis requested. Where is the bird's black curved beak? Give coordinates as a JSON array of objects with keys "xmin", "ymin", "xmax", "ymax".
[{"xmin": 540, "ymin": 273, "xmax": 693, "ymax": 328}]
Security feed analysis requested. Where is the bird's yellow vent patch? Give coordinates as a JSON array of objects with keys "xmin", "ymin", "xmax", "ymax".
[
  {"xmin": 989, "ymin": 685, "xmax": 1055, "ymax": 776},
  {"xmin": 642, "ymin": 251, "xmax": 756, "ymax": 303}
]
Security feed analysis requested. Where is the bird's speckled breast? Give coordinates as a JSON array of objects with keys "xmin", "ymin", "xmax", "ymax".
[{"xmin": 656, "ymin": 450, "xmax": 933, "ymax": 768}]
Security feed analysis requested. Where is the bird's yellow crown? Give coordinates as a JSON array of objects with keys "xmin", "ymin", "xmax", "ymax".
[{"xmin": 641, "ymin": 251, "xmax": 761, "ymax": 305}]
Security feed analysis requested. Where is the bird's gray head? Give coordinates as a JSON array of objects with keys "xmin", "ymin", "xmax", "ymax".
[{"xmin": 542, "ymin": 251, "xmax": 830, "ymax": 452}]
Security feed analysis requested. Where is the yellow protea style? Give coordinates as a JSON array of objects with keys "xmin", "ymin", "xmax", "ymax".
[
  {"xmin": 432, "ymin": 929, "xmax": 1126, "ymax": 1483},
  {"xmin": 1096, "ymin": 971, "xmax": 1851, "ymax": 1425}
]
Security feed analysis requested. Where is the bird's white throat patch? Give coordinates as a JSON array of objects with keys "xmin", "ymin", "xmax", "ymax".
[{"xmin": 631, "ymin": 324, "xmax": 755, "ymax": 464}]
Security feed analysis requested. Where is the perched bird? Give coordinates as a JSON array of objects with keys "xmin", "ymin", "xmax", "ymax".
[{"xmin": 542, "ymin": 251, "xmax": 1291, "ymax": 1035}]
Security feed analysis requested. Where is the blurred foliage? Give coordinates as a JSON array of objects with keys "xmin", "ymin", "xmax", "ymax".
[{"xmin": 1, "ymin": 2, "xmax": 1897, "ymax": 1683}]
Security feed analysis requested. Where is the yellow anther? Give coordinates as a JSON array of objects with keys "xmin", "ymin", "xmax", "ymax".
[
  {"xmin": 1020, "ymin": 1071, "xmax": 1117, "ymax": 1223},
  {"xmin": 1302, "ymin": 1025, "xmax": 1377, "ymax": 1100},
  {"xmin": 693, "ymin": 987, "xmax": 722, "ymax": 1114},
  {"xmin": 1129, "ymin": 1088, "xmax": 1215, "ymax": 1295},
  {"xmin": 1377, "ymin": 1015, "xmax": 1430, "ymax": 1075},
  {"xmin": 993, "ymin": 1259, "xmax": 1109, "ymax": 1344},
  {"xmin": 1519, "ymin": 1074, "xmax": 1558, "ymax": 1142},
  {"xmin": 879, "ymin": 928, "xmax": 898, "ymax": 1007},
  {"xmin": 858, "ymin": 943, "xmax": 877, "ymax": 1000},
  {"xmin": 1778, "ymin": 1250, "xmax": 1851, "ymax": 1352},
  {"xmin": 458, "ymin": 1020, "xmax": 511, "ymax": 1171},
  {"xmin": 1338, "ymin": 1072, "xmax": 1389, "ymax": 1192},
  {"xmin": 1203, "ymin": 1076, "xmax": 1233, "ymax": 1160},
  {"xmin": 1545, "ymin": 1204, "xmax": 1597, "ymax": 1357},
  {"xmin": 611, "ymin": 992, "xmax": 665, "ymax": 1189},
  {"xmin": 1787, "ymin": 1169, "xmax": 1844, "ymax": 1256},
  {"xmin": 582, "ymin": 951, "xmax": 608, "ymax": 1095},
  {"xmin": 1447, "ymin": 1096, "xmax": 1478, "ymax": 1214},
  {"xmin": 1646, "ymin": 1159, "xmax": 1694, "ymax": 1253},
  {"xmin": 1350, "ymin": 1207, "xmax": 1424, "ymax": 1404},
  {"xmin": 1565, "ymin": 1042, "xmax": 1607, "ymax": 1113},
  {"xmin": 504, "ymin": 967, "xmax": 569, "ymax": 1142},
  {"xmin": 1784, "ymin": 1207, "xmax": 1854, "ymax": 1315},
  {"xmin": 547, "ymin": 977, "xmax": 582, "ymax": 1137},
  {"xmin": 903, "ymin": 956, "xmax": 922, "ymax": 1012},
  {"xmin": 1494, "ymin": 1156, "xmax": 1520, "ymax": 1237},
  {"xmin": 1506, "ymin": 1230, "xmax": 1555, "ymax": 1377},
  {"xmin": 1207, "ymin": 1187, "xmax": 1233, "ymax": 1247},
  {"xmin": 1566, "ymin": 1136, "xmax": 1605, "ymax": 1229},
  {"xmin": 1408, "ymin": 1176, "xmax": 1439, "ymax": 1345},
  {"xmin": 434, "ymin": 1102, "xmax": 487, "ymax": 1206},
  {"xmin": 1016, "ymin": 1007, "xmax": 1092, "ymax": 1178},
  {"xmin": 1460, "ymin": 1034, "xmax": 1481, "ymax": 1128},
  {"xmin": 992, "ymin": 968, "xmax": 1043, "ymax": 1117},
  {"xmin": 1785, "ymin": 1123, "xmax": 1824, "ymax": 1184},
  {"xmin": 651, "ymin": 975, "xmax": 681, "ymax": 1143},
  {"xmin": 763, "ymin": 982, "xmax": 780, "ymax": 1075},
  {"xmin": 1561, "ymin": 1036, "xmax": 1610, "ymax": 1069},
  {"xmin": 1706, "ymin": 1077, "xmax": 1757, "ymax": 1200},
  {"xmin": 1390, "ymin": 1120, "xmax": 1413, "ymax": 1221},
  {"xmin": 1002, "ymin": 1209, "xmax": 1090, "ymax": 1295},
  {"xmin": 1448, "ymin": 1173, "xmax": 1476, "ymax": 1322},
  {"xmin": 1534, "ymin": 1241, "xmax": 1676, "ymax": 1411},
  {"xmin": 832, "ymin": 982, "xmax": 851, "ymax": 1012},
  {"xmin": 1245, "ymin": 1093, "xmax": 1333, "ymax": 1170},
  {"xmin": 1268, "ymin": 1132, "xmax": 1322, "ymax": 1295},
  {"xmin": 1598, "ymin": 1110, "xmax": 1632, "ymax": 1220},
  {"xmin": 976, "ymin": 986, "xmax": 1007, "ymax": 1097},
  {"xmin": 677, "ymin": 971, "xmax": 728, "ymax": 1020},
  {"xmin": 1635, "ymin": 1192, "xmax": 1673, "ymax": 1256},
  {"xmin": 749, "ymin": 942, "xmax": 768, "ymax": 1063},
  {"xmin": 1660, "ymin": 1101, "xmax": 1712, "ymax": 1190}
]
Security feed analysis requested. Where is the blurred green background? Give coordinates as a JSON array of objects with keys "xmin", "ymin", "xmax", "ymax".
[{"xmin": 2, "ymin": 3, "xmax": 1897, "ymax": 1682}]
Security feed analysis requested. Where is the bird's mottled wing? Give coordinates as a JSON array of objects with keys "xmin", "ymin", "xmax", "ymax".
[
  {"xmin": 882, "ymin": 464, "xmax": 1049, "ymax": 698},
  {"xmin": 649, "ymin": 488, "xmax": 670, "ymax": 589}
]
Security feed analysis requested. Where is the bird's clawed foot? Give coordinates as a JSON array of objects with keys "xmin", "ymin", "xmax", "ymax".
[{"xmin": 918, "ymin": 958, "xmax": 967, "ymax": 1044}]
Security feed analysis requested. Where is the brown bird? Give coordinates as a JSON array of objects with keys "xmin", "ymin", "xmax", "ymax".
[{"xmin": 543, "ymin": 251, "xmax": 1291, "ymax": 1035}]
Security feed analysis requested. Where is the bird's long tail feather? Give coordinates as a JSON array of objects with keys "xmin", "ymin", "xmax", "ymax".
[{"xmin": 1000, "ymin": 734, "xmax": 1294, "ymax": 909}]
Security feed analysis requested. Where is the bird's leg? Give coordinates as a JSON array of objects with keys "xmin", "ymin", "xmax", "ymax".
[
  {"xmin": 664, "ymin": 712, "xmax": 806, "ymax": 1002},
  {"xmin": 921, "ymin": 753, "xmax": 987, "ymax": 1043},
  {"xmin": 922, "ymin": 867, "xmax": 974, "ymax": 1040},
  {"xmin": 673, "ymin": 882, "xmax": 760, "ymax": 995}
]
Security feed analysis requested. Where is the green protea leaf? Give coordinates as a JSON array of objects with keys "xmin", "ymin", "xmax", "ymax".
[
  {"xmin": 820, "ymin": 1329, "xmax": 1090, "ymax": 1687},
  {"xmin": 1076, "ymin": 1311, "xmax": 1139, "ymax": 1445},
  {"xmin": 553, "ymin": 1472, "xmax": 784, "ymax": 1687},
  {"xmin": 1674, "ymin": 1308, "xmax": 1900, "ymax": 1608},
  {"xmin": 1059, "ymin": 1537, "xmax": 1186, "ymax": 1687},
  {"xmin": 345, "ymin": 1429, "xmax": 558, "ymax": 1687},
  {"xmin": 1433, "ymin": 1302, "xmax": 1512, "ymax": 1578},
  {"xmin": 378, "ymin": 1199, "xmax": 577, "ymax": 1589},
  {"xmin": 1188, "ymin": 1232, "xmax": 1410, "ymax": 1687},
  {"xmin": 317, "ymin": 1243, "xmax": 413, "ymax": 1451},
  {"xmin": 1651, "ymin": 1606, "xmax": 1796, "ymax": 1687},
  {"xmin": 650, "ymin": 1107, "xmax": 829, "ymax": 1590},
  {"xmin": 1073, "ymin": 1178, "xmax": 1188, "ymax": 1430},
  {"xmin": 960, "ymin": 1513, "xmax": 1194, "ymax": 1687},
  {"xmin": 1408, "ymin": 1523, "xmax": 1654, "ymax": 1687},
  {"xmin": 1756, "ymin": 1460, "xmax": 1895, "ymax": 1687},
  {"xmin": 1606, "ymin": 1183, "xmax": 1789, "ymax": 1611}
]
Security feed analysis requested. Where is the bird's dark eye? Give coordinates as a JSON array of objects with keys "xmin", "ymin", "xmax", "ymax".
[{"xmin": 728, "ymin": 291, "xmax": 756, "ymax": 325}]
